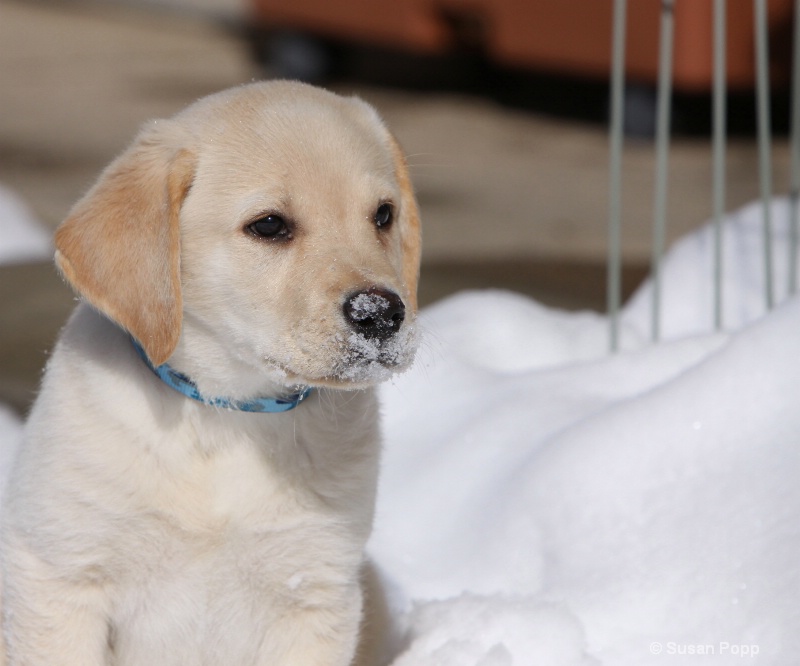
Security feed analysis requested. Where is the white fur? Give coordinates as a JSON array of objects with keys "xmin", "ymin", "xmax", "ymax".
[{"xmin": 0, "ymin": 81, "xmax": 421, "ymax": 665}]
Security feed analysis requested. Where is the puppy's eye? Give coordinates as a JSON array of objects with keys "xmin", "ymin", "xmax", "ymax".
[
  {"xmin": 247, "ymin": 215, "xmax": 291, "ymax": 240},
  {"xmin": 374, "ymin": 203, "xmax": 394, "ymax": 229}
]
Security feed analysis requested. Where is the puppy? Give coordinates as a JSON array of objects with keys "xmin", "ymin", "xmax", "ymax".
[{"xmin": 0, "ymin": 81, "xmax": 421, "ymax": 664}]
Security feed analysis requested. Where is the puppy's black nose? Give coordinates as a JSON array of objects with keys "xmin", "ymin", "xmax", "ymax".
[{"xmin": 343, "ymin": 288, "xmax": 405, "ymax": 339}]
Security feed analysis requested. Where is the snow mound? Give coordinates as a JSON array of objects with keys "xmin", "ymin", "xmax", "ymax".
[
  {"xmin": 418, "ymin": 290, "xmax": 632, "ymax": 374},
  {"xmin": 624, "ymin": 197, "xmax": 800, "ymax": 340},
  {"xmin": 0, "ymin": 184, "xmax": 52, "ymax": 265},
  {"xmin": 373, "ymin": 199, "xmax": 800, "ymax": 665},
  {"xmin": 394, "ymin": 595, "xmax": 597, "ymax": 666},
  {"xmin": 0, "ymin": 405, "xmax": 22, "ymax": 484}
]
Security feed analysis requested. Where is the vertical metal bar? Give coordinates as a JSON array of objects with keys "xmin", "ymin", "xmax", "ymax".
[
  {"xmin": 789, "ymin": 0, "xmax": 800, "ymax": 294},
  {"xmin": 754, "ymin": 0, "xmax": 774, "ymax": 309},
  {"xmin": 712, "ymin": 0, "xmax": 726, "ymax": 329},
  {"xmin": 650, "ymin": 0, "xmax": 675, "ymax": 342},
  {"xmin": 607, "ymin": 0, "xmax": 627, "ymax": 352}
]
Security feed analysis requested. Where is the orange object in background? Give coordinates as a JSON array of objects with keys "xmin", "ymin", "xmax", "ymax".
[{"xmin": 250, "ymin": 0, "xmax": 795, "ymax": 92}]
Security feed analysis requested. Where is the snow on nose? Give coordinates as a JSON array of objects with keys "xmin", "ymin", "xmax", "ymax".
[{"xmin": 343, "ymin": 288, "xmax": 405, "ymax": 340}]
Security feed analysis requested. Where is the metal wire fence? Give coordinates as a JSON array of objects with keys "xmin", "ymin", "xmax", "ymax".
[{"xmin": 607, "ymin": 0, "xmax": 800, "ymax": 350}]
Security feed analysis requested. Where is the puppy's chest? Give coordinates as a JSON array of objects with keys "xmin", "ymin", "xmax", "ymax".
[
  {"xmin": 142, "ymin": 412, "xmax": 377, "ymax": 536},
  {"xmin": 111, "ymin": 444, "xmax": 364, "ymax": 660},
  {"xmin": 141, "ymin": 437, "xmax": 333, "ymax": 536},
  {"xmin": 114, "ymin": 522, "xmax": 359, "ymax": 664}
]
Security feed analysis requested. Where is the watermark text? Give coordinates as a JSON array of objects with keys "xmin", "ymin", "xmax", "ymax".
[{"xmin": 650, "ymin": 642, "xmax": 760, "ymax": 658}]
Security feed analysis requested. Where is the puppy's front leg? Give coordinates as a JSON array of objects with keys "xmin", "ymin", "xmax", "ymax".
[
  {"xmin": 3, "ymin": 542, "xmax": 111, "ymax": 665},
  {"xmin": 259, "ymin": 584, "xmax": 364, "ymax": 666}
]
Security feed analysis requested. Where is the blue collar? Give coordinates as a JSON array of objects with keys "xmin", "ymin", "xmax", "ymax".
[{"xmin": 131, "ymin": 338, "xmax": 312, "ymax": 413}]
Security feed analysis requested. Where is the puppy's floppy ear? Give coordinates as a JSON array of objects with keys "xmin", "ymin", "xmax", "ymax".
[
  {"xmin": 55, "ymin": 122, "xmax": 196, "ymax": 366},
  {"xmin": 390, "ymin": 138, "xmax": 422, "ymax": 312}
]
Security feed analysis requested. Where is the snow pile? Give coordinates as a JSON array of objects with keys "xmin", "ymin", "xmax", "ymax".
[
  {"xmin": 0, "ymin": 405, "xmax": 22, "ymax": 474},
  {"xmin": 0, "ymin": 184, "xmax": 48, "ymax": 467},
  {"xmin": 0, "ymin": 405, "xmax": 22, "ymax": 512},
  {"xmin": 624, "ymin": 197, "xmax": 800, "ymax": 339},
  {"xmin": 391, "ymin": 594, "xmax": 596, "ymax": 666},
  {"xmin": 372, "ymin": 200, "xmax": 800, "ymax": 665},
  {"xmin": 0, "ymin": 184, "xmax": 51, "ymax": 264}
]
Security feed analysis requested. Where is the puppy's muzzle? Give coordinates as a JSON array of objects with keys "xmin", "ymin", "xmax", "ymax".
[{"xmin": 343, "ymin": 288, "xmax": 406, "ymax": 340}]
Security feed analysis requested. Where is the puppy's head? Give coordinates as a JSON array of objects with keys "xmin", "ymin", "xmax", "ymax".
[{"xmin": 55, "ymin": 81, "xmax": 421, "ymax": 394}]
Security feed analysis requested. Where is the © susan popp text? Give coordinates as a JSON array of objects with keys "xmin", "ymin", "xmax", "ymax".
[{"xmin": 650, "ymin": 641, "xmax": 760, "ymax": 657}]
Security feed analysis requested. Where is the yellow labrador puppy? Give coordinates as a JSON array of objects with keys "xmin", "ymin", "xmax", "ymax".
[{"xmin": 1, "ymin": 81, "xmax": 420, "ymax": 664}]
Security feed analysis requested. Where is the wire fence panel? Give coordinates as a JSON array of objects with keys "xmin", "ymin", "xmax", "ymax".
[{"xmin": 607, "ymin": 0, "xmax": 800, "ymax": 349}]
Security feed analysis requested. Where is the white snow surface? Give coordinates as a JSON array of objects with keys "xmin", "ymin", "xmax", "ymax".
[
  {"xmin": 1, "ymin": 198, "xmax": 798, "ymax": 663},
  {"xmin": 371, "ymin": 199, "xmax": 800, "ymax": 665},
  {"xmin": 0, "ymin": 184, "xmax": 52, "ymax": 264}
]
